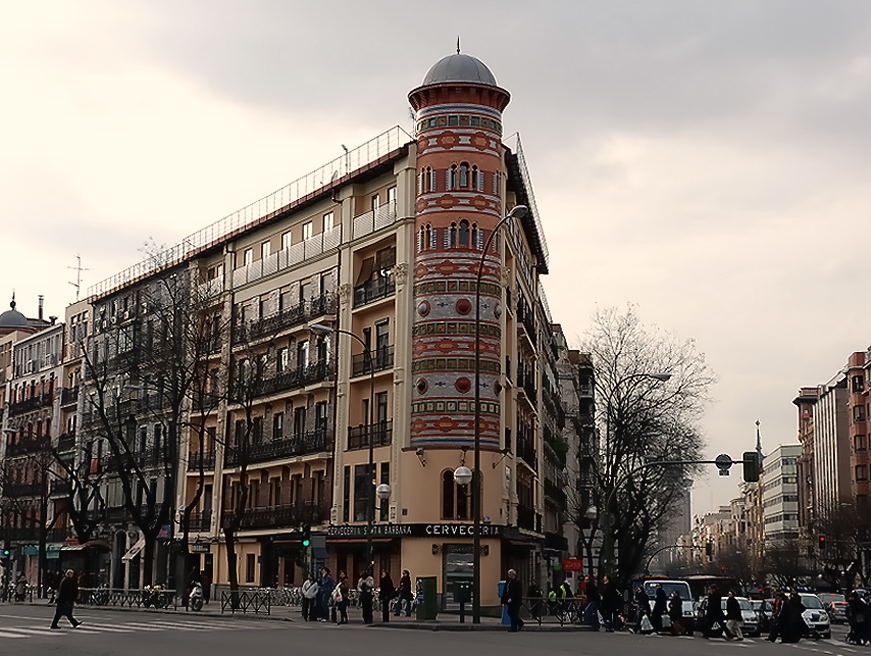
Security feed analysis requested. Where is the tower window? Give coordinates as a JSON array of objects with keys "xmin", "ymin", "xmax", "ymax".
[
  {"xmin": 418, "ymin": 169, "xmax": 424, "ymax": 194},
  {"xmin": 471, "ymin": 223, "xmax": 479, "ymax": 249},
  {"xmin": 459, "ymin": 220, "xmax": 470, "ymax": 247},
  {"xmin": 472, "ymin": 165, "xmax": 482, "ymax": 191},
  {"xmin": 426, "ymin": 224, "xmax": 433, "ymax": 250},
  {"xmin": 447, "ymin": 164, "xmax": 457, "ymax": 190},
  {"xmin": 418, "ymin": 226, "xmax": 425, "ymax": 252},
  {"xmin": 427, "ymin": 167, "xmax": 435, "ymax": 192},
  {"xmin": 459, "ymin": 162, "xmax": 469, "ymax": 188},
  {"xmin": 449, "ymin": 223, "xmax": 457, "ymax": 247}
]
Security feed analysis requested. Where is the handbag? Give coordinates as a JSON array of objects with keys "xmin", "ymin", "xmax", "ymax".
[
  {"xmin": 640, "ymin": 614, "xmax": 654, "ymax": 633},
  {"xmin": 331, "ymin": 584, "xmax": 343, "ymax": 604}
]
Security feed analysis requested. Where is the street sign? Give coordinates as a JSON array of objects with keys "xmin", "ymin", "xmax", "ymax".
[
  {"xmin": 715, "ymin": 453, "xmax": 733, "ymax": 476},
  {"xmin": 562, "ymin": 558, "xmax": 583, "ymax": 572}
]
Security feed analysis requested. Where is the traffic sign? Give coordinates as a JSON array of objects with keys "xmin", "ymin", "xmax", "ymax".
[{"xmin": 562, "ymin": 558, "xmax": 583, "ymax": 572}]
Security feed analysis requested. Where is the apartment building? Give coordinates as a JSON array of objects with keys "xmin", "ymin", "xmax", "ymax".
[
  {"xmin": 762, "ymin": 444, "xmax": 801, "ymax": 546},
  {"xmin": 7, "ymin": 51, "xmax": 576, "ymax": 609}
]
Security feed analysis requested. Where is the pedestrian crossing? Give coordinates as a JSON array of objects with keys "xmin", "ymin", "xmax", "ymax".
[{"xmin": 0, "ymin": 616, "xmax": 285, "ymax": 640}]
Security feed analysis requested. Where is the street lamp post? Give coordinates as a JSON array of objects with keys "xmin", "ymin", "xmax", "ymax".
[
  {"xmin": 310, "ymin": 323, "xmax": 378, "ymax": 571},
  {"xmin": 453, "ymin": 204, "xmax": 527, "ymax": 624}
]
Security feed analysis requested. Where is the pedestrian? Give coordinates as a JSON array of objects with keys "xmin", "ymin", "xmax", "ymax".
[
  {"xmin": 50, "ymin": 569, "xmax": 82, "ymax": 629},
  {"xmin": 651, "ymin": 583, "xmax": 667, "ymax": 633},
  {"xmin": 334, "ymin": 571, "xmax": 349, "ymax": 625},
  {"xmin": 780, "ymin": 591, "xmax": 805, "ymax": 643},
  {"xmin": 633, "ymin": 584, "xmax": 652, "ymax": 633},
  {"xmin": 847, "ymin": 590, "xmax": 869, "ymax": 645},
  {"xmin": 318, "ymin": 567, "xmax": 335, "ymax": 622},
  {"xmin": 379, "ymin": 570, "xmax": 395, "ymax": 623},
  {"xmin": 725, "ymin": 590, "xmax": 744, "ymax": 641},
  {"xmin": 500, "ymin": 568, "xmax": 524, "ymax": 632},
  {"xmin": 584, "ymin": 576, "xmax": 601, "ymax": 630},
  {"xmin": 668, "ymin": 590, "xmax": 685, "ymax": 636},
  {"xmin": 301, "ymin": 573, "xmax": 319, "ymax": 622},
  {"xmin": 702, "ymin": 586, "xmax": 732, "ymax": 640},
  {"xmin": 396, "ymin": 569, "xmax": 413, "ymax": 617},
  {"xmin": 527, "ymin": 580, "xmax": 543, "ymax": 622},
  {"xmin": 358, "ymin": 569, "xmax": 375, "ymax": 624},
  {"xmin": 768, "ymin": 591, "xmax": 787, "ymax": 642},
  {"xmin": 600, "ymin": 575, "xmax": 618, "ymax": 632},
  {"xmin": 14, "ymin": 572, "xmax": 27, "ymax": 602},
  {"xmin": 201, "ymin": 569, "xmax": 212, "ymax": 604}
]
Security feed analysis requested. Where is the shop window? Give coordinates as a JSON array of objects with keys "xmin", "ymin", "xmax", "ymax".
[{"xmin": 246, "ymin": 553, "xmax": 256, "ymax": 583}]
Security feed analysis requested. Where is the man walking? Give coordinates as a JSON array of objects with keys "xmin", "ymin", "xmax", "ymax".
[
  {"xmin": 50, "ymin": 569, "xmax": 82, "ymax": 629},
  {"xmin": 725, "ymin": 590, "xmax": 744, "ymax": 641},
  {"xmin": 501, "ymin": 569, "xmax": 524, "ymax": 632}
]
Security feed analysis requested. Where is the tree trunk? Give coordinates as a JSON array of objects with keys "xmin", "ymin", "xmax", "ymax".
[
  {"xmin": 225, "ymin": 527, "xmax": 239, "ymax": 610},
  {"xmin": 142, "ymin": 534, "xmax": 156, "ymax": 587}
]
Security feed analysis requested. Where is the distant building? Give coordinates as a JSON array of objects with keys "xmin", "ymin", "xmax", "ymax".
[
  {"xmin": 649, "ymin": 486, "xmax": 691, "ymax": 573},
  {"xmin": 762, "ymin": 444, "xmax": 801, "ymax": 546}
]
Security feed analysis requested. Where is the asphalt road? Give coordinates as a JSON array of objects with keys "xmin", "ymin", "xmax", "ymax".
[{"xmin": 0, "ymin": 605, "xmax": 857, "ymax": 656}]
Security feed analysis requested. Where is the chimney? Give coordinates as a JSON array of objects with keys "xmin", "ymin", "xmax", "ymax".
[{"xmin": 38, "ymin": 295, "xmax": 44, "ymax": 321}]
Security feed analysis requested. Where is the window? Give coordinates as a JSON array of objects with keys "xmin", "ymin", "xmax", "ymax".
[
  {"xmin": 375, "ymin": 320, "xmax": 389, "ymax": 355},
  {"xmin": 371, "ymin": 194, "xmax": 380, "ymax": 213},
  {"xmin": 293, "ymin": 406, "xmax": 306, "ymax": 437},
  {"xmin": 426, "ymin": 167, "xmax": 435, "ymax": 192},
  {"xmin": 387, "ymin": 186, "xmax": 397, "ymax": 206},
  {"xmin": 418, "ymin": 169, "xmax": 424, "ymax": 194},
  {"xmin": 459, "ymin": 162, "xmax": 469, "ymax": 187},
  {"xmin": 493, "ymin": 171, "xmax": 501, "ymax": 196},
  {"xmin": 853, "ymin": 375, "xmax": 866, "ymax": 393},
  {"xmin": 281, "ymin": 231, "xmax": 292, "ymax": 250},
  {"xmin": 449, "ymin": 222, "xmax": 457, "ymax": 247},
  {"xmin": 447, "ymin": 164, "xmax": 457, "ymax": 190},
  {"xmin": 856, "ymin": 435, "xmax": 867, "ymax": 452},
  {"xmin": 273, "ymin": 412, "xmax": 284, "ymax": 440},
  {"xmin": 302, "ymin": 221, "xmax": 313, "ymax": 240},
  {"xmin": 261, "ymin": 241, "xmax": 271, "ymax": 260},
  {"xmin": 380, "ymin": 462, "xmax": 390, "ymax": 521},
  {"xmin": 343, "ymin": 465, "xmax": 351, "ymax": 523},
  {"xmin": 442, "ymin": 470, "xmax": 471, "ymax": 520},
  {"xmin": 258, "ymin": 296, "xmax": 268, "ymax": 319},
  {"xmin": 459, "ymin": 220, "xmax": 470, "ymax": 247},
  {"xmin": 426, "ymin": 224, "xmax": 433, "ymax": 249},
  {"xmin": 299, "ymin": 282, "xmax": 311, "ymax": 304},
  {"xmin": 857, "ymin": 465, "xmax": 868, "ymax": 482},
  {"xmin": 315, "ymin": 401, "xmax": 328, "ymax": 433},
  {"xmin": 277, "ymin": 347, "xmax": 288, "ymax": 372},
  {"xmin": 243, "ymin": 249, "xmax": 253, "ymax": 266},
  {"xmin": 252, "ymin": 417, "xmax": 263, "ymax": 445},
  {"xmin": 376, "ymin": 392, "xmax": 388, "ymax": 424},
  {"xmin": 245, "ymin": 553, "xmax": 256, "ymax": 583},
  {"xmin": 279, "ymin": 289, "xmax": 293, "ymax": 312},
  {"xmin": 322, "ymin": 212, "xmax": 334, "ymax": 232},
  {"xmin": 296, "ymin": 341, "xmax": 309, "ymax": 370},
  {"xmin": 354, "ymin": 464, "xmax": 373, "ymax": 522},
  {"xmin": 856, "ymin": 406, "xmax": 867, "ymax": 423},
  {"xmin": 471, "ymin": 223, "xmax": 479, "ymax": 249}
]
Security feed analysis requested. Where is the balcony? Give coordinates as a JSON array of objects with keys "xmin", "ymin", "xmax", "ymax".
[
  {"xmin": 233, "ymin": 293, "xmax": 337, "ymax": 345},
  {"xmin": 186, "ymin": 510, "xmax": 212, "ymax": 532},
  {"xmin": 205, "ymin": 335, "xmax": 222, "ymax": 355},
  {"xmin": 222, "ymin": 501, "xmax": 329, "ymax": 531},
  {"xmin": 7, "ymin": 394, "xmax": 52, "ymax": 417},
  {"xmin": 517, "ymin": 506, "xmax": 542, "ymax": 533},
  {"xmin": 516, "ymin": 436, "xmax": 536, "ymax": 470},
  {"xmin": 5, "ymin": 482, "xmax": 43, "ymax": 497},
  {"xmin": 516, "ymin": 303, "xmax": 537, "ymax": 347},
  {"xmin": 57, "ymin": 432, "xmax": 76, "ymax": 452},
  {"xmin": 102, "ymin": 449, "xmax": 164, "ymax": 472},
  {"xmin": 61, "ymin": 386, "xmax": 79, "ymax": 407},
  {"xmin": 353, "ymin": 276, "xmax": 395, "ymax": 308},
  {"xmin": 224, "ymin": 429, "xmax": 332, "ymax": 466},
  {"xmin": 193, "ymin": 392, "xmax": 221, "ymax": 414},
  {"xmin": 352, "ymin": 200, "xmax": 398, "ymax": 239},
  {"xmin": 347, "ymin": 420, "xmax": 392, "ymax": 451},
  {"xmin": 232, "ymin": 362, "xmax": 334, "ymax": 401},
  {"xmin": 6, "ymin": 436, "xmax": 50, "ymax": 457},
  {"xmin": 50, "ymin": 479, "xmax": 72, "ymax": 497},
  {"xmin": 351, "ymin": 346, "xmax": 395, "ymax": 378},
  {"xmin": 544, "ymin": 479, "xmax": 567, "ymax": 509},
  {"xmin": 187, "ymin": 450, "xmax": 216, "ymax": 472}
]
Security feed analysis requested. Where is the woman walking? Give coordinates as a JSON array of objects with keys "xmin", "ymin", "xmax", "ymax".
[
  {"xmin": 358, "ymin": 569, "xmax": 375, "ymax": 624},
  {"xmin": 333, "ymin": 572, "xmax": 349, "ymax": 625},
  {"xmin": 397, "ymin": 569, "xmax": 413, "ymax": 617},
  {"xmin": 379, "ymin": 570, "xmax": 395, "ymax": 623},
  {"xmin": 668, "ymin": 590, "xmax": 685, "ymax": 635},
  {"xmin": 50, "ymin": 569, "xmax": 82, "ymax": 629}
]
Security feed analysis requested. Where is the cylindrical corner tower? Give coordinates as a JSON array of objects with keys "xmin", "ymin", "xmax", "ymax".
[{"xmin": 408, "ymin": 53, "xmax": 510, "ymax": 451}]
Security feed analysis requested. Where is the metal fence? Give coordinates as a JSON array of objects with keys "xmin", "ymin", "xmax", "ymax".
[
  {"xmin": 220, "ymin": 590, "xmax": 271, "ymax": 615},
  {"xmin": 76, "ymin": 587, "xmax": 177, "ymax": 610}
]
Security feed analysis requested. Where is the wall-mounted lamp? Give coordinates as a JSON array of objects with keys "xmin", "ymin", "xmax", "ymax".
[
  {"xmin": 415, "ymin": 447, "xmax": 427, "ymax": 467},
  {"xmin": 491, "ymin": 448, "xmax": 511, "ymax": 469}
]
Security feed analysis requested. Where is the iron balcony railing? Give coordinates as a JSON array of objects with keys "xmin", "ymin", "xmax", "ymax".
[
  {"xmin": 50, "ymin": 479, "xmax": 72, "ymax": 497},
  {"xmin": 351, "ymin": 346, "xmax": 394, "ymax": 378},
  {"xmin": 353, "ymin": 276, "xmax": 395, "ymax": 308},
  {"xmin": 6, "ymin": 482, "xmax": 44, "ymax": 497},
  {"xmin": 516, "ymin": 436, "xmax": 536, "ymax": 470},
  {"xmin": 224, "ymin": 429, "xmax": 332, "ymax": 466},
  {"xmin": 544, "ymin": 479, "xmax": 567, "ymax": 509},
  {"xmin": 347, "ymin": 420, "xmax": 392, "ymax": 451},
  {"xmin": 61, "ymin": 386, "xmax": 79, "ymax": 407},
  {"xmin": 7, "ymin": 394, "xmax": 52, "ymax": 416},
  {"xmin": 517, "ymin": 506, "xmax": 542, "ymax": 533},
  {"xmin": 187, "ymin": 450, "xmax": 216, "ymax": 472},
  {"xmin": 6, "ymin": 436, "xmax": 50, "ymax": 457},
  {"xmin": 57, "ymin": 432, "xmax": 76, "ymax": 452},
  {"xmin": 233, "ymin": 293, "xmax": 337, "ymax": 345},
  {"xmin": 221, "ymin": 501, "xmax": 329, "ymax": 531},
  {"xmin": 186, "ymin": 510, "xmax": 212, "ymax": 532},
  {"xmin": 232, "ymin": 362, "xmax": 334, "ymax": 401}
]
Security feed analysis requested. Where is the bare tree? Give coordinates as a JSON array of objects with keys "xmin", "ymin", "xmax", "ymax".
[
  {"xmin": 572, "ymin": 305, "xmax": 714, "ymax": 588},
  {"xmin": 762, "ymin": 537, "xmax": 810, "ymax": 587}
]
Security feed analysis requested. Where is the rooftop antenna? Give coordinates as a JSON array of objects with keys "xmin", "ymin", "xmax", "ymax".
[
  {"xmin": 457, "ymin": 36, "xmax": 461, "ymax": 54},
  {"xmin": 68, "ymin": 254, "xmax": 89, "ymax": 301},
  {"xmin": 755, "ymin": 419, "xmax": 763, "ymax": 459}
]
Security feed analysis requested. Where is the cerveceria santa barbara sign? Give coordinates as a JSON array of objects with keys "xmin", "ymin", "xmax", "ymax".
[{"xmin": 327, "ymin": 523, "xmax": 503, "ymax": 538}]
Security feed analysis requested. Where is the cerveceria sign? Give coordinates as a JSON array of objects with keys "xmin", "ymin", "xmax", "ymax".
[{"xmin": 327, "ymin": 523, "xmax": 504, "ymax": 538}]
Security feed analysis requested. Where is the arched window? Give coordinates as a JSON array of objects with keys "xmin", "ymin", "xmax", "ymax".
[
  {"xmin": 427, "ymin": 167, "xmax": 435, "ymax": 191},
  {"xmin": 447, "ymin": 164, "xmax": 457, "ymax": 190},
  {"xmin": 418, "ymin": 226, "xmax": 425, "ymax": 251},
  {"xmin": 449, "ymin": 222, "xmax": 457, "ymax": 247},
  {"xmin": 442, "ymin": 470, "xmax": 455, "ymax": 519},
  {"xmin": 459, "ymin": 162, "xmax": 469, "ymax": 187},
  {"xmin": 456, "ymin": 476, "xmax": 471, "ymax": 519},
  {"xmin": 471, "ymin": 223, "xmax": 479, "ymax": 249},
  {"xmin": 425, "ymin": 224, "xmax": 433, "ymax": 249},
  {"xmin": 459, "ymin": 220, "xmax": 470, "ymax": 247},
  {"xmin": 418, "ymin": 169, "xmax": 424, "ymax": 194}
]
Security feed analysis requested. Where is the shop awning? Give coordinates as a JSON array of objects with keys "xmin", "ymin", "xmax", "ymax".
[{"xmin": 121, "ymin": 536, "xmax": 145, "ymax": 562}]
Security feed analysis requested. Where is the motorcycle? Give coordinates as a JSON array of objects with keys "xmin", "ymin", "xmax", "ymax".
[{"xmin": 189, "ymin": 582, "xmax": 204, "ymax": 612}]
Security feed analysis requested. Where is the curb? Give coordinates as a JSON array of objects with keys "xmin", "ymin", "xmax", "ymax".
[
  {"xmin": 370, "ymin": 622, "xmax": 596, "ymax": 632},
  {"xmin": 25, "ymin": 601, "xmax": 293, "ymax": 622}
]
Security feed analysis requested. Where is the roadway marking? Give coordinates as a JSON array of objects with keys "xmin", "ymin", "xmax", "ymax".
[
  {"xmin": 0, "ymin": 631, "xmax": 27, "ymax": 638},
  {"xmin": 0, "ymin": 627, "xmax": 61, "ymax": 636}
]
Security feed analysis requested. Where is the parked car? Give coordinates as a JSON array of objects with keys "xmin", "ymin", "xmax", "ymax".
[
  {"xmin": 818, "ymin": 593, "xmax": 848, "ymax": 623},
  {"xmin": 696, "ymin": 596, "xmax": 760, "ymax": 637},
  {"xmin": 642, "ymin": 580, "xmax": 696, "ymax": 634},
  {"xmin": 799, "ymin": 593, "xmax": 831, "ymax": 639}
]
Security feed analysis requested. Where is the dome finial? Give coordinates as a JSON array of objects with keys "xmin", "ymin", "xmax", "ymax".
[
  {"xmin": 457, "ymin": 36, "xmax": 460, "ymax": 54},
  {"xmin": 10, "ymin": 290, "xmax": 15, "ymax": 310}
]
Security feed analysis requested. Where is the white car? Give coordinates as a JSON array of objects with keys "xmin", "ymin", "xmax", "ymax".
[
  {"xmin": 643, "ymin": 580, "xmax": 696, "ymax": 634},
  {"xmin": 799, "ymin": 593, "xmax": 831, "ymax": 639}
]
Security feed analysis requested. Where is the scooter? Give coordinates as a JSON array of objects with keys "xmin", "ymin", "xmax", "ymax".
[{"xmin": 189, "ymin": 582, "xmax": 204, "ymax": 612}]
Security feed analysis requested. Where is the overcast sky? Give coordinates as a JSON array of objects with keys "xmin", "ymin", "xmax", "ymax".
[{"xmin": 3, "ymin": 1, "xmax": 870, "ymax": 515}]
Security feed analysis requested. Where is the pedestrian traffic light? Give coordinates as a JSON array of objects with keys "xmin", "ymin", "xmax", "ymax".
[
  {"xmin": 301, "ymin": 525, "xmax": 311, "ymax": 548},
  {"xmin": 819, "ymin": 535, "xmax": 826, "ymax": 551},
  {"xmin": 1, "ymin": 548, "xmax": 8, "ymax": 557},
  {"xmin": 743, "ymin": 451, "xmax": 761, "ymax": 483}
]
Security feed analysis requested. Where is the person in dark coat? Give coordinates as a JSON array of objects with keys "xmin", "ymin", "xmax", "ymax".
[
  {"xmin": 50, "ymin": 569, "xmax": 82, "ymax": 629},
  {"xmin": 702, "ymin": 587, "xmax": 732, "ymax": 639},
  {"xmin": 668, "ymin": 590, "xmax": 685, "ymax": 635},
  {"xmin": 600, "ymin": 576, "xmax": 618, "ymax": 631},
  {"xmin": 379, "ymin": 570, "xmax": 395, "ymax": 623},
  {"xmin": 358, "ymin": 569, "xmax": 375, "ymax": 624},
  {"xmin": 500, "ymin": 568, "xmax": 524, "ymax": 632},
  {"xmin": 768, "ymin": 591, "xmax": 787, "ymax": 642},
  {"xmin": 634, "ymin": 585, "xmax": 652, "ymax": 633},
  {"xmin": 396, "ymin": 569, "xmax": 413, "ymax": 617},
  {"xmin": 317, "ymin": 567, "xmax": 335, "ymax": 622},
  {"xmin": 527, "ymin": 581, "xmax": 543, "ymax": 621},
  {"xmin": 780, "ymin": 592, "xmax": 806, "ymax": 643},
  {"xmin": 584, "ymin": 576, "xmax": 601, "ymax": 630},
  {"xmin": 651, "ymin": 584, "xmax": 667, "ymax": 632},
  {"xmin": 725, "ymin": 590, "xmax": 744, "ymax": 641},
  {"xmin": 847, "ymin": 591, "xmax": 870, "ymax": 645}
]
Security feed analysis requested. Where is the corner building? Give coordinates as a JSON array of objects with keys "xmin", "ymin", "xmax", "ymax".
[{"xmin": 57, "ymin": 51, "xmax": 566, "ymax": 609}]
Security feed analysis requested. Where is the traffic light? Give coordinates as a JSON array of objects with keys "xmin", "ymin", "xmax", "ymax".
[
  {"xmin": 819, "ymin": 535, "xmax": 827, "ymax": 551},
  {"xmin": 705, "ymin": 541, "xmax": 713, "ymax": 558},
  {"xmin": 743, "ymin": 451, "xmax": 761, "ymax": 483},
  {"xmin": 301, "ymin": 525, "xmax": 311, "ymax": 549}
]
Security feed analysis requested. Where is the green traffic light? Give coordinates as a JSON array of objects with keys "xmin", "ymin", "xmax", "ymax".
[{"xmin": 302, "ymin": 539, "xmax": 310, "ymax": 548}]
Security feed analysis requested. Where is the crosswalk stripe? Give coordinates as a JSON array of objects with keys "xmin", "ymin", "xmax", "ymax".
[
  {"xmin": 113, "ymin": 623, "xmax": 167, "ymax": 632},
  {"xmin": 0, "ymin": 631, "xmax": 27, "ymax": 638},
  {"xmin": 2, "ymin": 627, "xmax": 61, "ymax": 636},
  {"xmin": 69, "ymin": 623, "xmax": 135, "ymax": 633}
]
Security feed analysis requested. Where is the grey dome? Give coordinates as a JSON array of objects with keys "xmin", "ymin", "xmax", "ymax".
[
  {"xmin": 0, "ymin": 299, "xmax": 27, "ymax": 328},
  {"xmin": 422, "ymin": 54, "xmax": 498, "ymax": 87}
]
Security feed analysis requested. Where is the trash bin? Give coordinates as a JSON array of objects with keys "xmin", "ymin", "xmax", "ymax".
[
  {"xmin": 497, "ymin": 580, "xmax": 510, "ymax": 625},
  {"xmin": 416, "ymin": 576, "xmax": 438, "ymax": 621}
]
